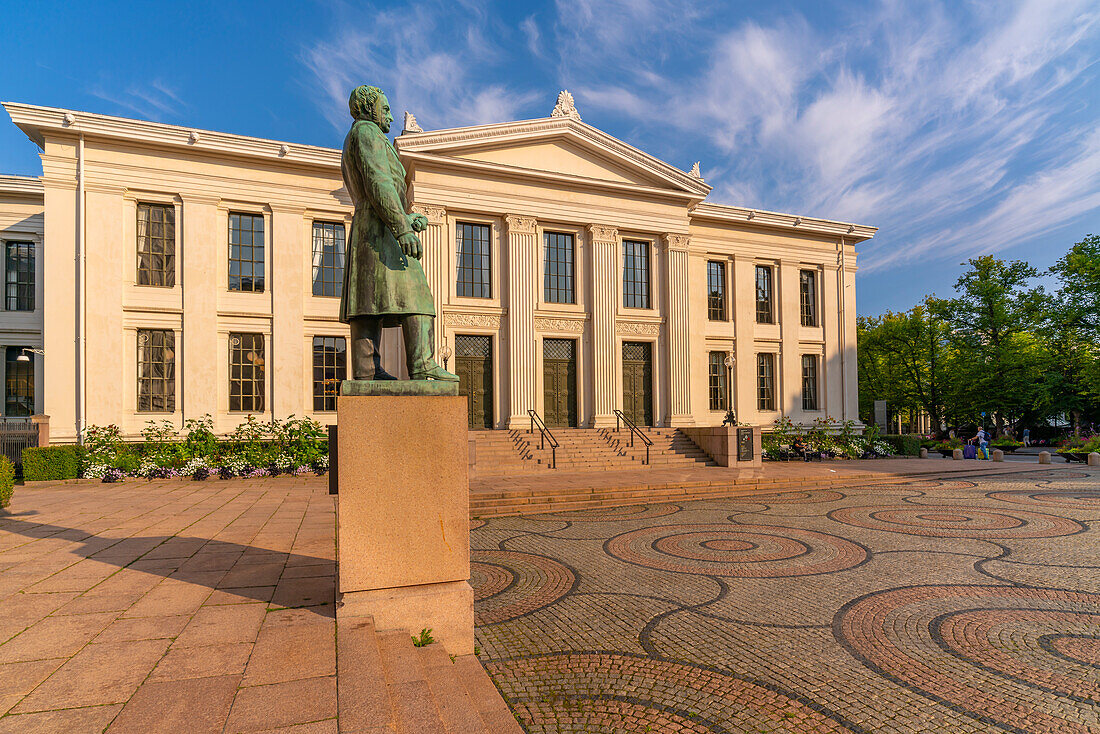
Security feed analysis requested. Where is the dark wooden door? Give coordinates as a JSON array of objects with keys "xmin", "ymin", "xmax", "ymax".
[
  {"xmin": 621, "ymin": 341, "xmax": 653, "ymax": 426},
  {"xmin": 455, "ymin": 335, "xmax": 493, "ymax": 429},
  {"xmin": 543, "ymin": 339, "xmax": 578, "ymax": 427}
]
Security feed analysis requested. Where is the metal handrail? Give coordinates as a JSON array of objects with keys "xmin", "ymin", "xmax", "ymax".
[
  {"xmin": 527, "ymin": 410, "xmax": 559, "ymax": 469},
  {"xmin": 612, "ymin": 410, "xmax": 652, "ymax": 465}
]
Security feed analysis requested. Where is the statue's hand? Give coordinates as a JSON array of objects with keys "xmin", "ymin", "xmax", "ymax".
[
  {"xmin": 409, "ymin": 213, "xmax": 429, "ymax": 233},
  {"xmin": 397, "ymin": 231, "xmax": 423, "ymax": 260}
]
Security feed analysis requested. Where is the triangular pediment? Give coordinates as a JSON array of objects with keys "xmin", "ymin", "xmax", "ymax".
[{"xmin": 396, "ymin": 117, "xmax": 710, "ymax": 199}]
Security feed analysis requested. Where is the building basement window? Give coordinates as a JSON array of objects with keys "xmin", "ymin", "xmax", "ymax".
[
  {"xmin": 757, "ymin": 353, "xmax": 776, "ymax": 411},
  {"xmin": 229, "ymin": 333, "xmax": 265, "ymax": 412},
  {"xmin": 622, "ymin": 240, "xmax": 650, "ymax": 309},
  {"xmin": 5, "ymin": 241, "xmax": 34, "ymax": 311},
  {"xmin": 312, "ymin": 222, "xmax": 345, "ymax": 297},
  {"xmin": 544, "ymin": 231, "xmax": 575, "ymax": 304},
  {"xmin": 800, "ymin": 269, "xmax": 818, "ymax": 326},
  {"xmin": 456, "ymin": 222, "xmax": 491, "ymax": 298},
  {"xmin": 755, "ymin": 265, "xmax": 774, "ymax": 324},
  {"xmin": 707, "ymin": 261, "xmax": 726, "ymax": 320},
  {"xmin": 137, "ymin": 329, "xmax": 175, "ymax": 413},
  {"xmin": 229, "ymin": 213, "xmax": 265, "ymax": 292},
  {"xmin": 312, "ymin": 336, "xmax": 347, "ymax": 412},
  {"xmin": 137, "ymin": 204, "xmax": 175, "ymax": 287}
]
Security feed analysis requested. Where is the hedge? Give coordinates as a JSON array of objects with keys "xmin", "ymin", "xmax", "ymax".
[
  {"xmin": 0, "ymin": 456, "xmax": 13, "ymax": 508},
  {"xmin": 22, "ymin": 445, "xmax": 85, "ymax": 481},
  {"xmin": 882, "ymin": 434, "xmax": 922, "ymax": 456}
]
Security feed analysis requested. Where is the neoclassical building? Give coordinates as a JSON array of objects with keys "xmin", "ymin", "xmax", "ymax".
[{"xmin": 0, "ymin": 94, "xmax": 874, "ymax": 443}]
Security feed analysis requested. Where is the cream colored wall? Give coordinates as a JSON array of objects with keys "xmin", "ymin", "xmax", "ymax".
[{"xmin": 0, "ymin": 181, "xmax": 45, "ymax": 416}]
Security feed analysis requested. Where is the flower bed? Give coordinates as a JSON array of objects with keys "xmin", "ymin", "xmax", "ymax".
[{"xmin": 761, "ymin": 416, "xmax": 897, "ymax": 460}]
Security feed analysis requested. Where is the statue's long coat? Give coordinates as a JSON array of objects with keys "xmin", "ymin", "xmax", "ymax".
[{"xmin": 339, "ymin": 119, "xmax": 435, "ymax": 324}]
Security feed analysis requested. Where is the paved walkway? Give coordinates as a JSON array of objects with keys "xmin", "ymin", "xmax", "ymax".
[
  {"xmin": 0, "ymin": 478, "xmax": 335, "ymax": 733},
  {"xmin": 471, "ymin": 466, "xmax": 1100, "ymax": 733}
]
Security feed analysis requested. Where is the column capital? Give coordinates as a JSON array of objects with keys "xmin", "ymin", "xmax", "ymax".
[
  {"xmin": 586, "ymin": 224, "xmax": 618, "ymax": 243},
  {"xmin": 504, "ymin": 214, "xmax": 537, "ymax": 234},
  {"xmin": 662, "ymin": 233, "xmax": 690, "ymax": 252},
  {"xmin": 411, "ymin": 203, "xmax": 447, "ymax": 225}
]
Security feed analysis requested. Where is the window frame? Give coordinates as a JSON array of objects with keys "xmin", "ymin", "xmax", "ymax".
[
  {"xmin": 4, "ymin": 346, "xmax": 33, "ymax": 416},
  {"xmin": 137, "ymin": 329, "xmax": 176, "ymax": 414},
  {"xmin": 5, "ymin": 240, "xmax": 34, "ymax": 312},
  {"xmin": 456, "ymin": 221, "xmax": 492, "ymax": 299},
  {"xmin": 707, "ymin": 260, "xmax": 727, "ymax": 321},
  {"xmin": 621, "ymin": 239, "xmax": 651, "ymax": 309},
  {"xmin": 799, "ymin": 269, "xmax": 818, "ymax": 327},
  {"xmin": 312, "ymin": 335, "xmax": 347, "ymax": 412},
  {"xmin": 708, "ymin": 351, "xmax": 729, "ymax": 411},
  {"xmin": 755, "ymin": 265, "xmax": 774, "ymax": 324},
  {"xmin": 543, "ymin": 230, "xmax": 576, "ymax": 305},
  {"xmin": 136, "ymin": 203, "xmax": 176, "ymax": 288},
  {"xmin": 756, "ymin": 352, "xmax": 776, "ymax": 412},
  {"xmin": 228, "ymin": 212, "xmax": 266, "ymax": 293},
  {"xmin": 801, "ymin": 354, "xmax": 820, "ymax": 411},
  {"xmin": 311, "ymin": 221, "xmax": 345, "ymax": 298},
  {"xmin": 229, "ymin": 332, "xmax": 266, "ymax": 413}
]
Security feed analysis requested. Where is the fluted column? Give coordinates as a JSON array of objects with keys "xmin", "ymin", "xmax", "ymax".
[
  {"xmin": 588, "ymin": 224, "xmax": 618, "ymax": 427},
  {"xmin": 412, "ymin": 203, "xmax": 447, "ymax": 358},
  {"xmin": 663, "ymin": 233, "xmax": 693, "ymax": 426},
  {"xmin": 505, "ymin": 215, "xmax": 538, "ymax": 428}
]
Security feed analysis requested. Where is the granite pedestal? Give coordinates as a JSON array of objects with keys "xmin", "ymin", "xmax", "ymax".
[{"xmin": 335, "ymin": 381, "xmax": 472, "ymax": 655}]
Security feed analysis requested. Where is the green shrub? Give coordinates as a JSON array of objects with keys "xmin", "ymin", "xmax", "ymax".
[
  {"xmin": 22, "ymin": 445, "xmax": 85, "ymax": 481},
  {"xmin": 882, "ymin": 435, "xmax": 922, "ymax": 456},
  {"xmin": 0, "ymin": 456, "xmax": 13, "ymax": 508}
]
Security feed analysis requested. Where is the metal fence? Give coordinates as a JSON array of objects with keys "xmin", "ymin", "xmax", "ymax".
[{"xmin": 0, "ymin": 418, "xmax": 38, "ymax": 468}]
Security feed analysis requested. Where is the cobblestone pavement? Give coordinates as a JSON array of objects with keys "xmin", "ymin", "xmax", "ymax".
[{"xmin": 470, "ymin": 468, "xmax": 1100, "ymax": 733}]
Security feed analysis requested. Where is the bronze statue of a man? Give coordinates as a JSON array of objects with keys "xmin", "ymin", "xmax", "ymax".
[{"xmin": 339, "ymin": 85, "xmax": 458, "ymax": 382}]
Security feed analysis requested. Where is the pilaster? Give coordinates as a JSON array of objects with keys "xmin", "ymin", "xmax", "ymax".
[
  {"xmin": 41, "ymin": 179, "xmax": 78, "ymax": 442},
  {"xmin": 588, "ymin": 224, "xmax": 618, "ymax": 427},
  {"xmin": 505, "ymin": 215, "xmax": 538, "ymax": 428},
  {"xmin": 412, "ymin": 203, "xmax": 447, "ymax": 359},
  {"xmin": 822, "ymin": 262, "xmax": 843, "ymax": 418},
  {"xmin": 731, "ymin": 255, "xmax": 756, "ymax": 424},
  {"xmin": 778, "ymin": 260, "xmax": 801, "ymax": 418},
  {"xmin": 83, "ymin": 187, "xmax": 126, "ymax": 427},
  {"xmin": 662, "ymin": 233, "xmax": 693, "ymax": 426},
  {"xmin": 271, "ymin": 206, "xmax": 305, "ymax": 419},
  {"xmin": 180, "ymin": 194, "xmax": 220, "ymax": 421}
]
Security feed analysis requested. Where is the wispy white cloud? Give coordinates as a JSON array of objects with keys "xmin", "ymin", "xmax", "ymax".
[
  {"xmin": 300, "ymin": 1, "xmax": 539, "ymax": 131},
  {"xmin": 89, "ymin": 78, "xmax": 185, "ymax": 121}
]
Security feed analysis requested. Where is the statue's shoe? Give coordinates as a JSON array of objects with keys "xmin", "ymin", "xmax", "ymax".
[
  {"xmin": 411, "ymin": 362, "xmax": 460, "ymax": 382},
  {"xmin": 353, "ymin": 368, "xmax": 398, "ymax": 381}
]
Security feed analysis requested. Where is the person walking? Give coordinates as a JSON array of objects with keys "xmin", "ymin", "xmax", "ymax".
[
  {"xmin": 1023, "ymin": 427, "xmax": 1030, "ymax": 447},
  {"xmin": 976, "ymin": 427, "xmax": 990, "ymax": 459}
]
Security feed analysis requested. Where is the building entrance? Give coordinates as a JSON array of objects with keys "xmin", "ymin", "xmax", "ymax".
[
  {"xmin": 543, "ymin": 338, "xmax": 578, "ymax": 427},
  {"xmin": 622, "ymin": 341, "xmax": 653, "ymax": 426},
  {"xmin": 454, "ymin": 335, "xmax": 493, "ymax": 429}
]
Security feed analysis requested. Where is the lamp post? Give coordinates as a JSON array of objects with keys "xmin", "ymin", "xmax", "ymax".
[
  {"xmin": 723, "ymin": 351, "xmax": 736, "ymax": 425},
  {"xmin": 440, "ymin": 341, "xmax": 453, "ymax": 372},
  {"xmin": 15, "ymin": 348, "xmax": 44, "ymax": 363}
]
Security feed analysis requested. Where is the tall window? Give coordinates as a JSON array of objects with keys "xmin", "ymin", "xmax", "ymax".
[
  {"xmin": 757, "ymin": 353, "xmax": 775, "ymax": 411},
  {"xmin": 137, "ymin": 203, "xmax": 175, "ymax": 287},
  {"xmin": 4, "ymin": 347, "xmax": 33, "ymax": 416},
  {"xmin": 5, "ymin": 241, "xmax": 34, "ymax": 311},
  {"xmin": 755, "ymin": 265, "xmax": 773, "ymax": 324},
  {"xmin": 229, "ymin": 333, "xmax": 265, "ymax": 412},
  {"xmin": 708, "ymin": 351, "xmax": 729, "ymax": 411},
  {"xmin": 137, "ymin": 329, "xmax": 175, "ymax": 413},
  {"xmin": 802, "ymin": 354, "xmax": 819, "ymax": 411},
  {"xmin": 456, "ymin": 222, "xmax": 491, "ymax": 298},
  {"xmin": 229, "ymin": 213, "xmax": 265, "ymax": 292},
  {"xmin": 800, "ymin": 269, "xmax": 817, "ymax": 326},
  {"xmin": 312, "ymin": 336, "xmax": 347, "ymax": 411},
  {"xmin": 544, "ymin": 231, "xmax": 575, "ymax": 304},
  {"xmin": 312, "ymin": 222, "xmax": 345, "ymax": 297},
  {"xmin": 622, "ymin": 240, "xmax": 650, "ymax": 309},
  {"xmin": 707, "ymin": 261, "xmax": 726, "ymax": 320}
]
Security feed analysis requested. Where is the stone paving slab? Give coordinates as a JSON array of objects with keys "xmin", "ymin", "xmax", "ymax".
[{"xmin": 470, "ymin": 466, "xmax": 1100, "ymax": 733}]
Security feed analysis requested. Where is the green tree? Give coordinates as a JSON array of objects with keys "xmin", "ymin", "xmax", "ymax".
[{"xmin": 1044, "ymin": 234, "xmax": 1100, "ymax": 431}]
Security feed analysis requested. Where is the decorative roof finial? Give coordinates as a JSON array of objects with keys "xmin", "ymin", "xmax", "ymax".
[
  {"xmin": 402, "ymin": 111, "xmax": 423, "ymax": 134},
  {"xmin": 689, "ymin": 161, "xmax": 702, "ymax": 179},
  {"xmin": 551, "ymin": 90, "xmax": 581, "ymax": 121}
]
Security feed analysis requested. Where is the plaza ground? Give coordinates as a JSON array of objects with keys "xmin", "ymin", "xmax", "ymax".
[{"xmin": 0, "ymin": 462, "xmax": 1095, "ymax": 732}]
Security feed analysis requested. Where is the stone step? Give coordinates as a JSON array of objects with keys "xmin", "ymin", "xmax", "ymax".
[
  {"xmin": 454, "ymin": 655, "xmax": 524, "ymax": 733},
  {"xmin": 417, "ymin": 643, "xmax": 490, "ymax": 733},
  {"xmin": 376, "ymin": 629, "xmax": 448, "ymax": 733},
  {"xmin": 336, "ymin": 616, "xmax": 397, "ymax": 732}
]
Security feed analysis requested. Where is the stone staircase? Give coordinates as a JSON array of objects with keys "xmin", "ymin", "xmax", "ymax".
[
  {"xmin": 337, "ymin": 615, "xmax": 522, "ymax": 733},
  {"xmin": 470, "ymin": 427, "xmax": 716, "ymax": 476}
]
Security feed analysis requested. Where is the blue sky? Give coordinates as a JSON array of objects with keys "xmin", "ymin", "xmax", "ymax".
[{"xmin": 2, "ymin": 0, "xmax": 1098, "ymax": 315}]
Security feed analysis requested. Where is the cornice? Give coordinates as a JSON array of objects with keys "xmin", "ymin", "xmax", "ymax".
[
  {"xmin": 0, "ymin": 175, "xmax": 43, "ymax": 198},
  {"xmin": 504, "ymin": 214, "xmax": 538, "ymax": 234},
  {"xmin": 690, "ymin": 202, "xmax": 877, "ymax": 243}
]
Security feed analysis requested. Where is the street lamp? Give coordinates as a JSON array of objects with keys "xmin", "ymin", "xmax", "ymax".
[
  {"xmin": 723, "ymin": 351, "xmax": 736, "ymax": 425},
  {"xmin": 15, "ymin": 348, "xmax": 44, "ymax": 363},
  {"xmin": 440, "ymin": 341, "xmax": 453, "ymax": 371}
]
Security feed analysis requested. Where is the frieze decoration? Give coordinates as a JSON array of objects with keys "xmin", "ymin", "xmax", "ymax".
[
  {"xmin": 534, "ymin": 317, "xmax": 586, "ymax": 333},
  {"xmin": 662, "ymin": 233, "xmax": 690, "ymax": 252},
  {"xmin": 550, "ymin": 90, "xmax": 581, "ymax": 121},
  {"xmin": 617, "ymin": 320, "xmax": 662, "ymax": 336},
  {"xmin": 587, "ymin": 224, "xmax": 618, "ymax": 242},
  {"xmin": 504, "ymin": 214, "xmax": 538, "ymax": 234},
  {"xmin": 411, "ymin": 203, "xmax": 446, "ymax": 224},
  {"xmin": 444, "ymin": 312, "xmax": 502, "ymax": 329}
]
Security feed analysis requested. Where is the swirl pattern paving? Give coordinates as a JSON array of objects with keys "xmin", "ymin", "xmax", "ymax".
[
  {"xmin": 487, "ymin": 652, "xmax": 866, "ymax": 734},
  {"xmin": 987, "ymin": 489, "xmax": 1100, "ymax": 510},
  {"xmin": 535, "ymin": 503, "xmax": 681, "ymax": 521},
  {"xmin": 734, "ymin": 489, "xmax": 845, "ymax": 504},
  {"xmin": 828, "ymin": 504, "xmax": 1083, "ymax": 538},
  {"xmin": 471, "ymin": 550, "xmax": 575, "ymax": 625},
  {"xmin": 899, "ymin": 479, "xmax": 978, "ymax": 490},
  {"xmin": 605, "ymin": 523, "xmax": 867, "ymax": 578},
  {"xmin": 835, "ymin": 585, "xmax": 1100, "ymax": 733}
]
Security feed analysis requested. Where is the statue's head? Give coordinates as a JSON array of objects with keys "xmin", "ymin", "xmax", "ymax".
[{"xmin": 349, "ymin": 85, "xmax": 392, "ymax": 133}]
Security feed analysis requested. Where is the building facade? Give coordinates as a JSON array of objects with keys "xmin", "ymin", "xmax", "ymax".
[{"xmin": 1, "ymin": 96, "xmax": 874, "ymax": 443}]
